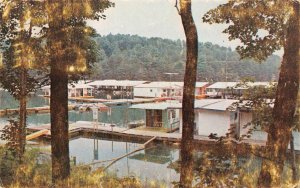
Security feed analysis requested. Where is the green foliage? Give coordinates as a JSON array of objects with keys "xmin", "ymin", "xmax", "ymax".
[
  {"xmin": 242, "ymin": 85, "xmax": 276, "ymax": 132},
  {"xmin": 91, "ymin": 34, "xmax": 280, "ymax": 81},
  {"xmin": 0, "ymin": 51, "xmax": 40, "ymax": 99},
  {"xmin": 0, "ymin": 147, "xmax": 51, "ymax": 186},
  {"xmin": 45, "ymin": 1, "xmax": 114, "ymax": 74},
  {"xmin": 0, "ymin": 120, "xmax": 22, "ymax": 155},
  {"xmin": 202, "ymin": 0, "xmax": 292, "ymax": 61},
  {"xmin": 169, "ymin": 144, "xmax": 263, "ymax": 187},
  {"xmin": 194, "ymin": 147, "xmax": 245, "ymax": 187},
  {"xmin": 0, "ymin": 1, "xmax": 45, "ymax": 98},
  {"xmin": 0, "ymin": 146, "xmax": 18, "ymax": 182},
  {"xmin": 0, "ymin": 147, "xmax": 145, "ymax": 188},
  {"xmin": 0, "ymin": 0, "xmax": 114, "ymax": 81},
  {"xmin": 13, "ymin": 148, "xmax": 51, "ymax": 187},
  {"xmin": 230, "ymin": 81, "xmax": 277, "ymax": 134}
]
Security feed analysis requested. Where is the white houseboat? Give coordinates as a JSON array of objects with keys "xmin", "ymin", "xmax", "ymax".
[
  {"xmin": 130, "ymin": 101, "xmax": 181, "ymax": 132},
  {"xmin": 134, "ymin": 81, "xmax": 209, "ymax": 98},
  {"xmin": 42, "ymin": 83, "xmax": 94, "ymax": 98},
  {"xmin": 130, "ymin": 99, "xmax": 252, "ymax": 138},
  {"xmin": 88, "ymin": 80, "xmax": 147, "ymax": 99},
  {"xmin": 206, "ymin": 82, "xmax": 275, "ymax": 98}
]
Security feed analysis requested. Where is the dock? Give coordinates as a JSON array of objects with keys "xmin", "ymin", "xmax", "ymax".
[
  {"xmin": 1, "ymin": 97, "xmax": 173, "ymax": 117},
  {"xmin": 27, "ymin": 121, "xmax": 189, "ymax": 143},
  {"xmin": 68, "ymin": 97, "xmax": 170, "ymax": 106},
  {"xmin": 26, "ymin": 129, "xmax": 49, "ymax": 141},
  {"xmin": 25, "ymin": 121, "xmax": 296, "ymax": 150},
  {"xmin": 0, "ymin": 105, "xmax": 75, "ymax": 117}
]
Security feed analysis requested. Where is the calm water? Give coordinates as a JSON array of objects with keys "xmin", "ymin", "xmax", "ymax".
[
  {"xmin": 2, "ymin": 91, "xmax": 300, "ymax": 186},
  {"xmin": 35, "ymin": 137, "xmax": 180, "ymax": 186},
  {"xmin": 0, "ymin": 91, "xmax": 145, "ymax": 127},
  {"xmin": 0, "ymin": 91, "xmax": 49, "ymax": 110},
  {"xmin": 69, "ymin": 137, "xmax": 180, "ymax": 185},
  {"xmin": 68, "ymin": 137, "xmax": 299, "ymax": 186}
]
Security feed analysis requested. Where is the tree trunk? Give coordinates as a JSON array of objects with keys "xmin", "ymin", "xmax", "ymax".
[
  {"xmin": 50, "ymin": 60, "xmax": 70, "ymax": 183},
  {"xmin": 258, "ymin": 2, "xmax": 299, "ymax": 187},
  {"xmin": 179, "ymin": 0, "xmax": 198, "ymax": 187},
  {"xmin": 47, "ymin": 1, "xmax": 70, "ymax": 183},
  {"xmin": 18, "ymin": 67, "xmax": 27, "ymax": 162}
]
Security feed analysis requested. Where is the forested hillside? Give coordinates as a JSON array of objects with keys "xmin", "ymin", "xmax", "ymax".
[{"xmin": 91, "ymin": 34, "xmax": 280, "ymax": 81}]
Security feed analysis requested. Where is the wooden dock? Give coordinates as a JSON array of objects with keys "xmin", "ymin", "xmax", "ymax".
[
  {"xmin": 25, "ymin": 121, "xmax": 285, "ymax": 150},
  {"xmin": 0, "ymin": 105, "xmax": 75, "ymax": 117},
  {"xmin": 68, "ymin": 97, "xmax": 170, "ymax": 106},
  {"xmin": 26, "ymin": 129, "xmax": 49, "ymax": 141}
]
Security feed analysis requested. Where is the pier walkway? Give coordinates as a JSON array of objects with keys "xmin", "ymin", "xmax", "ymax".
[
  {"xmin": 0, "ymin": 105, "xmax": 75, "ymax": 117},
  {"xmin": 0, "ymin": 119, "xmax": 294, "ymax": 153},
  {"xmin": 25, "ymin": 121, "xmax": 300, "ymax": 151},
  {"xmin": 0, "ymin": 97, "xmax": 169, "ymax": 117},
  {"xmin": 68, "ymin": 97, "xmax": 170, "ymax": 106}
]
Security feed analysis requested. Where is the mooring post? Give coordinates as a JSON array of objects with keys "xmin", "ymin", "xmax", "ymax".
[{"xmin": 111, "ymin": 124, "xmax": 115, "ymax": 132}]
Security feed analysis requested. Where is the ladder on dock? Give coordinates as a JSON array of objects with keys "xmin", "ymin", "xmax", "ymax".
[{"xmin": 26, "ymin": 129, "xmax": 49, "ymax": 141}]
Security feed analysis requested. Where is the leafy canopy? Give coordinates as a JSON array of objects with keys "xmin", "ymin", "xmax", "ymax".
[
  {"xmin": 45, "ymin": 0, "xmax": 114, "ymax": 73},
  {"xmin": 0, "ymin": 1, "xmax": 47, "ymax": 97},
  {"xmin": 203, "ymin": 0, "xmax": 294, "ymax": 61}
]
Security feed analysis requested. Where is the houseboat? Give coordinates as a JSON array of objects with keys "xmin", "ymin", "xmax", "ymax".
[
  {"xmin": 206, "ymin": 82, "xmax": 275, "ymax": 99},
  {"xmin": 130, "ymin": 101, "xmax": 181, "ymax": 132},
  {"xmin": 134, "ymin": 81, "xmax": 209, "ymax": 99},
  {"xmin": 88, "ymin": 80, "xmax": 147, "ymax": 99},
  {"xmin": 42, "ymin": 83, "xmax": 94, "ymax": 98},
  {"xmin": 131, "ymin": 99, "xmax": 252, "ymax": 138}
]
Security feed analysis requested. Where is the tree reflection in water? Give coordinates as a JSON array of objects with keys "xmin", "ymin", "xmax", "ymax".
[{"xmin": 175, "ymin": 141, "xmax": 300, "ymax": 187}]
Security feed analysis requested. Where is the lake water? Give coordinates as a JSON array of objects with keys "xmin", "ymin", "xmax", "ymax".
[
  {"xmin": 0, "ymin": 91, "xmax": 50, "ymax": 110},
  {"xmin": 1, "ymin": 91, "xmax": 300, "ymax": 186},
  {"xmin": 69, "ymin": 137, "xmax": 180, "ymax": 186},
  {"xmin": 68, "ymin": 137, "xmax": 300, "ymax": 186},
  {"xmin": 0, "ymin": 91, "xmax": 145, "ymax": 127}
]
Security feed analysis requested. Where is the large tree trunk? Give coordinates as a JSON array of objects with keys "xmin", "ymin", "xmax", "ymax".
[
  {"xmin": 258, "ymin": 2, "xmax": 299, "ymax": 187},
  {"xmin": 179, "ymin": 0, "xmax": 198, "ymax": 187},
  {"xmin": 48, "ymin": 1, "xmax": 70, "ymax": 183},
  {"xmin": 18, "ymin": 67, "xmax": 27, "ymax": 162},
  {"xmin": 50, "ymin": 60, "xmax": 70, "ymax": 183}
]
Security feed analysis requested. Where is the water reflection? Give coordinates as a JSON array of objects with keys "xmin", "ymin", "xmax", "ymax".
[
  {"xmin": 69, "ymin": 137, "xmax": 300, "ymax": 187},
  {"xmin": 69, "ymin": 137, "xmax": 180, "ymax": 185}
]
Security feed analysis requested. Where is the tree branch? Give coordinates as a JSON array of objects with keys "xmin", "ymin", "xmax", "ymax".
[{"xmin": 174, "ymin": 0, "xmax": 181, "ymax": 15}]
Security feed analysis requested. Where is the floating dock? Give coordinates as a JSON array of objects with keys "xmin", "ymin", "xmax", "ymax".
[
  {"xmin": 25, "ymin": 121, "xmax": 291, "ymax": 151},
  {"xmin": 68, "ymin": 97, "xmax": 171, "ymax": 106},
  {"xmin": 5, "ymin": 97, "xmax": 172, "ymax": 117},
  {"xmin": 0, "ymin": 105, "xmax": 75, "ymax": 117}
]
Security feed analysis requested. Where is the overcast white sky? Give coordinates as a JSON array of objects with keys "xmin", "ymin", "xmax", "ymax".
[{"xmin": 88, "ymin": 0, "xmax": 282, "ymax": 55}]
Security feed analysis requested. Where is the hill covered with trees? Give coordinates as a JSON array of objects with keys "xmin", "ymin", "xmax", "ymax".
[{"xmin": 91, "ymin": 34, "xmax": 280, "ymax": 81}]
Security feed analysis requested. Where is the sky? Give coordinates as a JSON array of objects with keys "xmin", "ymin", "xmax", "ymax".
[
  {"xmin": 88, "ymin": 0, "xmax": 238, "ymax": 47},
  {"xmin": 88, "ymin": 0, "xmax": 282, "ymax": 55}
]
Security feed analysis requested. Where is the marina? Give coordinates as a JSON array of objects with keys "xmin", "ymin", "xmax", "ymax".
[
  {"xmin": 0, "ymin": 90, "xmax": 299, "ymax": 152},
  {"xmin": 0, "ymin": 84, "xmax": 299, "ymax": 186},
  {"xmin": 0, "ymin": 1, "xmax": 298, "ymax": 186}
]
